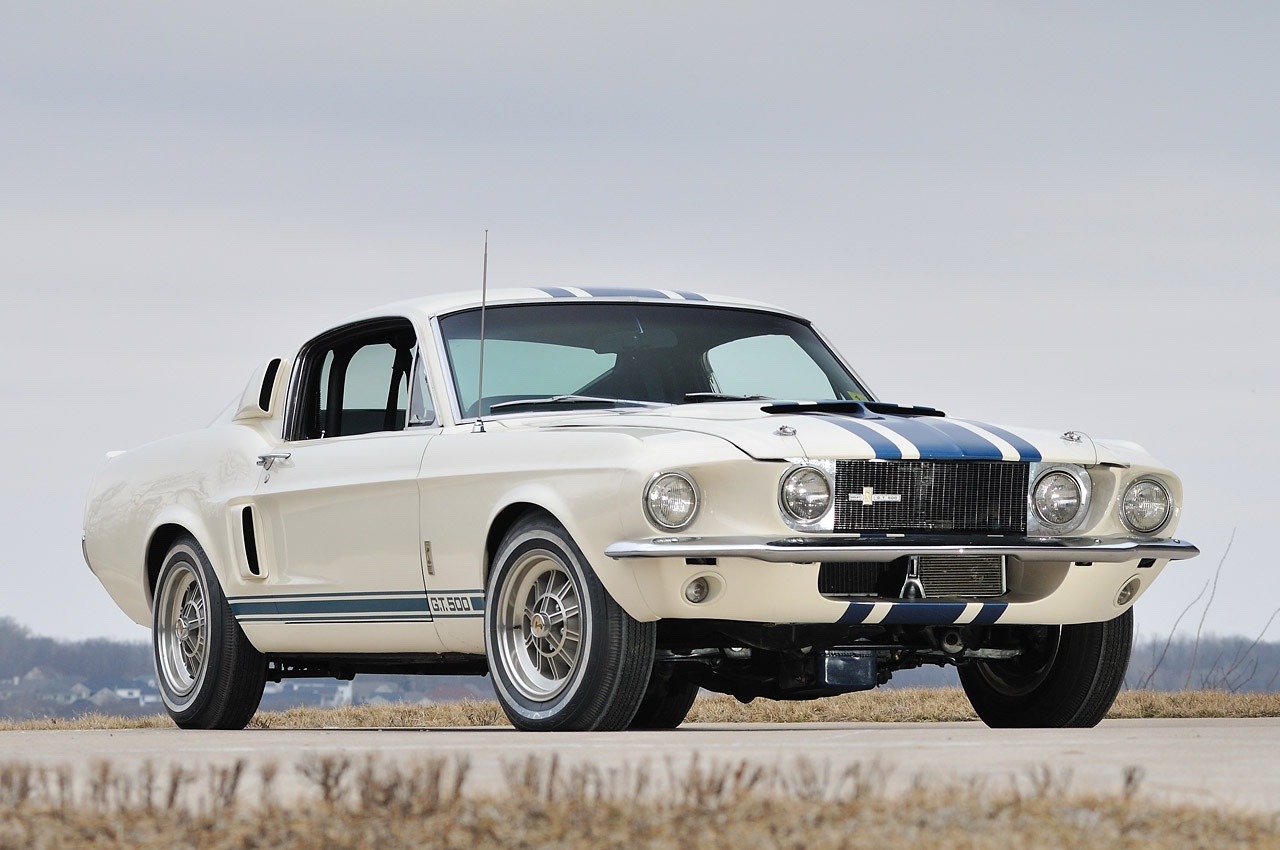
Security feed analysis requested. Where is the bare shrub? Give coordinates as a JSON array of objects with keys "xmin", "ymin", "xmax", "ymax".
[
  {"xmin": 297, "ymin": 754, "xmax": 351, "ymax": 806},
  {"xmin": 2, "ymin": 756, "xmax": 1277, "ymax": 849}
]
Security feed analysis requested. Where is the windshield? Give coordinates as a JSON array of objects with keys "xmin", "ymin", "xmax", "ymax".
[{"xmin": 438, "ymin": 302, "xmax": 870, "ymax": 418}]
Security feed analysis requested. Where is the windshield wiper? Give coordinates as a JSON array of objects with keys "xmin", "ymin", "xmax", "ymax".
[
  {"xmin": 683, "ymin": 392, "xmax": 773, "ymax": 403},
  {"xmin": 488, "ymin": 395, "xmax": 665, "ymax": 412}
]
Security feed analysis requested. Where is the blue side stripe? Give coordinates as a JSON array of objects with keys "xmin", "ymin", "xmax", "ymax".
[
  {"xmin": 229, "ymin": 589, "xmax": 435, "ymax": 601},
  {"xmin": 539, "ymin": 286, "xmax": 576, "ymax": 298},
  {"xmin": 581, "ymin": 287, "xmax": 671, "ymax": 299},
  {"xmin": 674, "ymin": 290, "xmax": 708, "ymax": 301},
  {"xmin": 246, "ymin": 616, "xmax": 438, "ymax": 624},
  {"xmin": 231, "ymin": 597, "xmax": 429, "ymax": 617},
  {"xmin": 960, "ymin": 420, "xmax": 1043, "ymax": 462},
  {"xmin": 818, "ymin": 414, "xmax": 902, "ymax": 459}
]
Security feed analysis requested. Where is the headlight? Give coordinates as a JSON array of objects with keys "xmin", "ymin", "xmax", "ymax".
[
  {"xmin": 644, "ymin": 471, "xmax": 699, "ymax": 531},
  {"xmin": 780, "ymin": 466, "xmax": 831, "ymax": 523},
  {"xmin": 1032, "ymin": 470, "xmax": 1083, "ymax": 527},
  {"xmin": 1121, "ymin": 478, "xmax": 1172, "ymax": 533}
]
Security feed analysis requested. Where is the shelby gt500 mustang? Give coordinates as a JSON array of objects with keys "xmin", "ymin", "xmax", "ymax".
[{"xmin": 83, "ymin": 287, "xmax": 1198, "ymax": 731}]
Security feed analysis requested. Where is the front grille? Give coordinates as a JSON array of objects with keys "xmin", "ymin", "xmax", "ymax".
[
  {"xmin": 917, "ymin": 555, "xmax": 1006, "ymax": 597},
  {"xmin": 834, "ymin": 460, "xmax": 1028, "ymax": 534}
]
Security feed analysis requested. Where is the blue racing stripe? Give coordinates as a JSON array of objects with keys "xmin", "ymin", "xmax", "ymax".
[
  {"xmin": 817, "ymin": 414, "xmax": 903, "ymax": 459},
  {"xmin": 581, "ymin": 287, "xmax": 672, "ymax": 299},
  {"xmin": 840, "ymin": 601, "xmax": 1005, "ymax": 626},
  {"xmin": 539, "ymin": 286, "xmax": 576, "ymax": 298},
  {"xmin": 879, "ymin": 602, "xmax": 969, "ymax": 625},
  {"xmin": 969, "ymin": 603, "xmax": 1007, "ymax": 625},
  {"xmin": 871, "ymin": 418, "xmax": 966, "ymax": 460},
  {"xmin": 838, "ymin": 603, "xmax": 874, "ymax": 625},
  {"xmin": 916, "ymin": 418, "xmax": 1006, "ymax": 460},
  {"xmin": 961, "ymin": 420, "xmax": 1043, "ymax": 462}
]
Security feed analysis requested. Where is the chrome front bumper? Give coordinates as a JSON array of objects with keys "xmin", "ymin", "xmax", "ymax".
[{"xmin": 604, "ymin": 534, "xmax": 1200, "ymax": 564}]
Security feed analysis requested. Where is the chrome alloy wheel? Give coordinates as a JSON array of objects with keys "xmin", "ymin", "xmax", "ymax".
[
  {"xmin": 155, "ymin": 561, "xmax": 209, "ymax": 699},
  {"xmin": 495, "ymin": 549, "xmax": 585, "ymax": 701}
]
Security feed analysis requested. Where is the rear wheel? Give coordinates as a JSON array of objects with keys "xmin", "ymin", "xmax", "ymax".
[
  {"xmin": 152, "ymin": 536, "xmax": 266, "ymax": 730},
  {"xmin": 958, "ymin": 608, "xmax": 1133, "ymax": 728},
  {"xmin": 485, "ymin": 513, "xmax": 656, "ymax": 731}
]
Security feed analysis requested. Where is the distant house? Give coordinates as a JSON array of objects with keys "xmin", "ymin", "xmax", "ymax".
[{"xmin": 84, "ymin": 677, "xmax": 144, "ymax": 704}]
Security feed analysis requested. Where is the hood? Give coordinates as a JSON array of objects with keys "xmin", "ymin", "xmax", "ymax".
[{"xmin": 551, "ymin": 401, "xmax": 1103, "ymax": 465}]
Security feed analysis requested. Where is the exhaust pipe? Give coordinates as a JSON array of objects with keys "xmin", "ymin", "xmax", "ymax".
[{"xmin": 940, "ymin": 629, "xmax": 965, "ymax": 655}]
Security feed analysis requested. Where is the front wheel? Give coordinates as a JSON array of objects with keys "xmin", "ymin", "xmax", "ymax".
[
  {"xmin": 958, "ymin": 608, "xmax": 1133, "ymax": 728},
  {"xmin": 152, "ymin": 536, "xmax": 266, "ymax": 729},
  {"xmin": 628, "ymin": 666, "xmax": 699, "ymax": 729},
  {"xmin": 485, "ymin": 513, "xmax": 656, "ymax": 731}
]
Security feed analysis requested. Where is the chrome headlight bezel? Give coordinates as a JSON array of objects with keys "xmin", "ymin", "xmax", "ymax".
[
  {"xmin": 779, "ymin": 461, "xmax": 836, "ymax": 531},
  {"xmin": 1027, "ymin": 463, "xmax": 1092, "ymax": 535},
  {"xmin": 643, "ymin": 470, "xmax": 701, "ymax": 531},
  {"xmin": 1119, "ymin": 476, "xmax": 1173, "ymax": 535}
]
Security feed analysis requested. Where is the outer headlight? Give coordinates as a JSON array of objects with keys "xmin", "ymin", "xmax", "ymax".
[
  {"xmin": 644, "ymin": 471, "xmax": 700, "ymax": 531},
  {"xmin": 1121, "ymin": 478, "xmax": 1172, "ymax": 534},
  {"xmin": 1032, "ymin": 471, "xmax": 1083, "ymax": 527},
  {"xmin": 780, "ymin": 466, "xmax": 831, "ymax": 523}
]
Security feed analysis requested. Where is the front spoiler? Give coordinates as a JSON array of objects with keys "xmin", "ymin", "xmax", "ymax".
[{"xmin": 604, "ymin": 534, "xmax": 1200, "ymax": 564}]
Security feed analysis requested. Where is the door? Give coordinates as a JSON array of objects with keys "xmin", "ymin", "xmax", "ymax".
[{"xmin": 239, "ymin": 318, "xmax": 443, "ymax": 653}]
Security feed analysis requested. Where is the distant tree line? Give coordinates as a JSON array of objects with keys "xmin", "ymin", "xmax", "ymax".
[
  {"xmin": 870, "ymin": 632, "xmax": 1280, "ymax": 693},
  {"xmin": 1127, "ymin": 634, "xmax": 1280, "ymax": 692},
  {"xmin": 0, "ymin": 617, "xmax": 151, "ymax": 680}
]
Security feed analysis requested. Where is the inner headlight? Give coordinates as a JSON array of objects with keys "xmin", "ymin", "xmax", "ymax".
[
  {"xmin": 780, "ymin": 466, "xmax": 831, "ymax": 523},
  {"xmin": 1121, "ymin": 478, "xmax": 1172, "ymax": 533},
  {"xmin": 644, "ymin": 471, "xmax": 699, "ymax": 531},
  {"xmin": 1032, "ymin": 471, "xmax": 1083, "ymax": 527}
]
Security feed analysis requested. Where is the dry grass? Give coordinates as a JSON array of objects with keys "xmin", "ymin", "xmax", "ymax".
[
  {"xmin": 3, "ymin": 688, "xmax": 1278, "ymax": 732},
  {"xmin": 1109, "ymin": 689, "xmax": 1280, "ymax": 719},
  {"xmin": 1, "ymin": 754, "xmax": 1278, "ymax": 849}
]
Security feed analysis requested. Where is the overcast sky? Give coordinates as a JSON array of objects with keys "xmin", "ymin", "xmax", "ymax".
[{"xmin": 2, "ymin": 4, "xmax": 1276, "ymax": 645}]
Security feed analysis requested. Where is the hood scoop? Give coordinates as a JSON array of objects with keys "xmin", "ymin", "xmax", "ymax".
[{"xmin": 762, "ymin": 400, "xmax": 946, "ymax": 419}]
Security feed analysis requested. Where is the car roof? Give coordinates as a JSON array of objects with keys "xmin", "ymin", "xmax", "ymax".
[{"xmin": 342, "ymin": 287, "xmax": 798, "ymax": 326}]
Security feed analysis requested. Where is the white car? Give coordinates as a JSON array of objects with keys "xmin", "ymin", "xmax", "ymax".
[{"xmin": 83, "ymin": 287, "xmax": 1198, "ymax": 731}]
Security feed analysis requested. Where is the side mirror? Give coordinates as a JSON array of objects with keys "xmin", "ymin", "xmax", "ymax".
[{"xmin": 234, "ymin": 358, "xmax": 288, "ymax": 421}]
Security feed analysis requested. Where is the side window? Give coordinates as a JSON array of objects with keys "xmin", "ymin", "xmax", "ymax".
[
  {"xmin": 290, "ymin": 320, "xmax": 419, "ymax": 440},
  {"xmin": 705, "ymin": 334, "xmax": 837, "ymax": 400}
]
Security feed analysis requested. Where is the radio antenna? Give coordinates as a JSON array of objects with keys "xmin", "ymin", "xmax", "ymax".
[{"xmin": 472, "ymin": 230, "xmax": 489, "ymax": 434}]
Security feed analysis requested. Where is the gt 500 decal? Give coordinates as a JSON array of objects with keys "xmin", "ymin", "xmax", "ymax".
[{"xmin": 426, "ymin": 591, "xmax": 486, "ymax": 618}]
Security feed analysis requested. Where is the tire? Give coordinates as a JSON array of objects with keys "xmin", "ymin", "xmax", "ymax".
[
  {"xmin": 628, "ymin": 666, "xmax": 699, "ymax": 730},
  {"xmin": 485, "ymin": 512, "xmax": 656, "ymax": 731},
  {"xmin": 152, "ymin": 536, "xmax": 267, "ymax": 730},
  {"xmin": 958, "ymin": 608, "xmax": 1133, "ymax": 728}
]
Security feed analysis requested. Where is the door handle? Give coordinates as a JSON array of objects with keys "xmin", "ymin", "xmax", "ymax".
[{"xmin": 256, "ymin": 452, "xmax": 291, "ymax": 471}]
